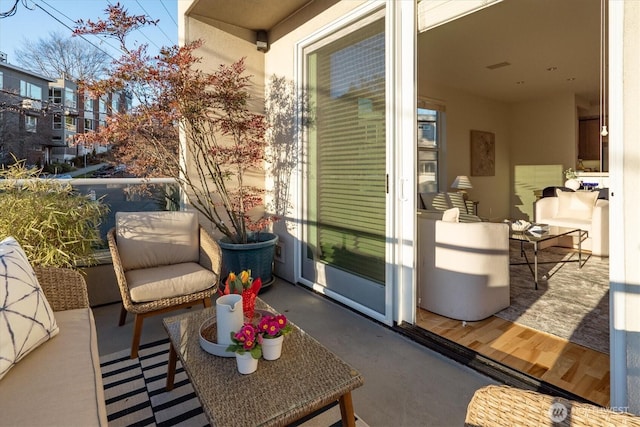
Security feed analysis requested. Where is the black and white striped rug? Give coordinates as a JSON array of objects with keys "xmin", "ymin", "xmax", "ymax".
[{"xmin": 100, "ymin": 340, "xmax": 367, "ymax": 427}]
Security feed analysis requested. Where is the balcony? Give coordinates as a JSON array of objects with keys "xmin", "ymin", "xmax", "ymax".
[{"xmin": 51, "ymin": 173, "xmax": 490, "ymax": 425}]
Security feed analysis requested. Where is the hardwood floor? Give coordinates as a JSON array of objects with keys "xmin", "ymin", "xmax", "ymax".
[{"xmin": 416, "ymin": 308, "xmax": 610, "ymax": 407}]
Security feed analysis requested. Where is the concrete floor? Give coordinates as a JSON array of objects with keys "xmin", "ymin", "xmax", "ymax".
[{"xmin": 93, "ymin": 278, "xmax": 496, "ymax": 426}]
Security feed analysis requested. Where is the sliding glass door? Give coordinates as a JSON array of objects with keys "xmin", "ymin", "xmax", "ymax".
[{"xmin": 301, "ymin": 11, "xmax": 387, "ymax": 314}]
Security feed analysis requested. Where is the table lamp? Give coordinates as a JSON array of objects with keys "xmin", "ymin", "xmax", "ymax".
[{"xmin": 452, "ymin": 175, "xmax": 473, "ymax": 199}]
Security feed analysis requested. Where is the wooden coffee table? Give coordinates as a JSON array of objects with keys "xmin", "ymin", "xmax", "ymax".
[{"xmin": 163, "ymin": 299, "xmax": 364, "ymax": 426}]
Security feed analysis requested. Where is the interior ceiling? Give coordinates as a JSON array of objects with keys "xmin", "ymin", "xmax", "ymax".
[
  {"xmin": 418, "ymin": 0, "xmax": 602, "ymax": 106},
  {"xmin": 189, "ymin": 0, "xmax": 602, "ymax": 106}
]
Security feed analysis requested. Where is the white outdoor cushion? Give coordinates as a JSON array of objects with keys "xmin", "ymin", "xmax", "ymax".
[
  {"xmin": 0, "ymin": 237, "xmax": 59, "ymax": 380},
  {"xmin": 116, "ymin": 211, "xmax": 200, "ymax": 271},
  {"xmin": 442, "ymin": 207, "xmax": 460, "ymax": 222},
  {"xmin": 555, "ymin": 189, "xmax": 599, "ymax": 220},
  {"xmin": 126, "ymin": 262, "xmax": 216, "ymax": 302}
]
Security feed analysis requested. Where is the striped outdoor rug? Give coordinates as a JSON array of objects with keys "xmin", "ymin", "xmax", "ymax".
[{"xmin": 100, "ymin": 340, "xmax": 367, "ymax": 427}]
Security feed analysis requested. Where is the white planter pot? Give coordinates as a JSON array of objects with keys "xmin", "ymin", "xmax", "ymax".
[
  {"xmin": 262, "ymin": 335, "xmax": 284, "ymax": 361},
  {"xmin": 235, "ymin": 352, "xmax": 258, "ymax": 374},
  {"xmin": 565, "ymin": 178, "xmax": 581, "ymax": 191}
]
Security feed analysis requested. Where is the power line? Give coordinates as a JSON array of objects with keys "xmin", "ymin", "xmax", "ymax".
[
  {"xmin": 136, "ymin": 0, "xmax": 174, "ymax": 45},
  {"xmin": 32, "ymin": 0, "xmax": 119, "ymax": 61},
  {"xmin": 159, "ymin": 0, "xmax": 177, "ymax": 27}
]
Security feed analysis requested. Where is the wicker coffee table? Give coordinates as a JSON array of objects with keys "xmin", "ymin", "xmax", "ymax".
[{"xmin": 162, "ymin": 299, "xmax": 364, "ymax": 426}]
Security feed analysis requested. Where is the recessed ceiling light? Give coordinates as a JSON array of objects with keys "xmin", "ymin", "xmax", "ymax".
[
  {"xmin": 567, "ymin": 77, "xmax": 576, "ymax": 81},
  {"xmin": 516, "ymin": 81, "xmax": 525, "ymax": 85},
  {"xmin": 486, "ymin": 61, "xmax": 511, "ymax": 70},
  {"xmin": 546, "ymin": 67, "xmax": 558, "ymax": 71}
]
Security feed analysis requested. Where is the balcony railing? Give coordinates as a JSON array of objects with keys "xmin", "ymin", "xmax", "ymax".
[{"xmin": 69, "ymin": 177, "xmax": 180, "ymax": 245}]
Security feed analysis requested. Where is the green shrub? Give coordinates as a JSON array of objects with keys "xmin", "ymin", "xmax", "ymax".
[{"xmin": 0, "ymin": 160, "xmax": 109, "ymax": 268}]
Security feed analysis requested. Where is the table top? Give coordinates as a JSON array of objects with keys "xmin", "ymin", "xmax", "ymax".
[
  {"xmin": 162, "ymin": 299, "xmax": 364, "ymax": 427},
  {"xmin": 509, "ymin": 225, "xmax": 581, "ymax": 243}
]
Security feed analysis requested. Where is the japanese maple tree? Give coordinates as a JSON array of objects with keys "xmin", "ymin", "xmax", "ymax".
[{"xmin": 74, "ymin": 3, "xmax": 271, "ymax": 243}]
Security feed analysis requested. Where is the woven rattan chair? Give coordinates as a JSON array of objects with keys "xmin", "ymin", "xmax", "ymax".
[
  {"xmin": 107, "ymin": 211, "xmax": 222, "ymax": 358},
  {"xmin": 465, "ymin": 385, "xmax": 640, "ymax": 427},
  {"xmin": 34, "ymin": 266, "xmax": 89, "ymax": 311}
]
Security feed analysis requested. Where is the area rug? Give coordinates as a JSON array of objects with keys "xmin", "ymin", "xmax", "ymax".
[
  {"xmin": 496, "ymin": 242, "xmax": 609, "ymax": 354},
  {"xmin": 100, "ymin": 340, "xmax": 368, "ymax": 427}
]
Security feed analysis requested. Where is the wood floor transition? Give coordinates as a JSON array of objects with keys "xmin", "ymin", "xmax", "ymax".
[{"xmin": 416, "ymin": 308, "xmax": 610, "ymax": 407}]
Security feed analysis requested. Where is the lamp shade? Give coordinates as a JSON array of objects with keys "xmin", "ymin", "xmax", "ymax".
[{"xmin": 452, "ymin": 175, "xmax": 473, "ymax": 190}]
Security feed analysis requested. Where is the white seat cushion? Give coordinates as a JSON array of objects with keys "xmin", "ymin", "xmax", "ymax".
[
  {"xmin": 0, "ymin": 308, "xmax": 107, "ymax": 425},
  {"xmin": 555, "ymin": 189, "xmax": 599, "ymax": 220},
  {"xmin": 126, "ymin": 262, "xmax": 216, "ymax": 302}
]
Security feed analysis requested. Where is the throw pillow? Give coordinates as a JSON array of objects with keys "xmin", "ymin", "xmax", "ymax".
[
  {"xmin": 555, "ymin": 189, "xmax": 599, "ymax": 220},
  {"xmin": 442, "ymin": 207, "xmax": 460, "ymax": 223},
  {"xmin": 0, "ymin": 237, "xmax": 59, "ymax": 380},
  {"xmin": 447, "ymin": 192, "xmax": 469, "ymax": 214}
]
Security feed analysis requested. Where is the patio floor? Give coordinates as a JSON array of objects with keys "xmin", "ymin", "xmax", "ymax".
[{"xmin": 93, "ymin": 277, "xmax": 495, "ymax": 426}]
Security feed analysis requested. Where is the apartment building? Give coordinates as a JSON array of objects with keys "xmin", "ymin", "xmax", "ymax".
[{"xmin": 0, "ymin": 55, "xmax": 132, "ymax": 166}]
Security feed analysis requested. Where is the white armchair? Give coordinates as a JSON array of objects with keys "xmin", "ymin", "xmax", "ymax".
[
  {"xmin": 534, "ymin": 190, "xmax": 609, "ymax": 256},
  {"xmin": 417, "ymin": 215, "xmax": 510, "ymax": 321}
]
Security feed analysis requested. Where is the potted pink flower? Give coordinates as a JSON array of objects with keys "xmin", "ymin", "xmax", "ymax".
[
  {"xmin": 226, "ymin": 323, "xmax": 262, "ymax": 374},
  {"xmin": 257, "ymin": 314, "xmax": 292, "ymax": 360}
]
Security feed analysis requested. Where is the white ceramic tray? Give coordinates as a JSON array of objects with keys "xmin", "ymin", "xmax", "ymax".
[{"xmin": 199, "ymin": 309, "xmax": 275, "ymax": 358}]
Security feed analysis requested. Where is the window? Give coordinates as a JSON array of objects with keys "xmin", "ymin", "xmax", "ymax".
[
  {"xmin": 0, "ymin": 71, "xmax": 3, "ymax": 89},
  {"xmin": 65, "ymin": 116, "xmax": 76, "ymax": 131},
  {"xmin": 49, "ymin": 88, "xmax": 63, "ymax": 104},
  {"xmin": 25, "ymin": 115, "xmax": 37, "ymax": 133},
  {"xmin": 20, "ymin": 81, "xmax": 42, "ymax": 100},
  {"xmin": 84, "ymin": 118, "xmax": 94, "ymax": 131},
  {"xmin": 417, "ymin": 100, "xmax": 445, "ymax": 193},
  {"xmin": 84, "ymin": 94, "xmax": 94, "ymax": 112},
  {"xmin": 65, "ymin": 88, "xmax": 76, "ymax": 109},
  {"xmin": 53, "ymin": 115, "xmax": 62, "ymax": 130},
  {"xmin": 99, "ymin": 97, "xmax": 107, "ymax": 113}
]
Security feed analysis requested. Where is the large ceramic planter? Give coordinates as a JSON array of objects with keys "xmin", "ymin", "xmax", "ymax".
[{"xmin": 219, "ymin": 232, "xmax": 279, "ymax": 287}]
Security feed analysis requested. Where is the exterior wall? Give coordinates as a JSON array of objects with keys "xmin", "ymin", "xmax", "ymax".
[{"xmin": 0, "ymin": 63, "xmax": 53, "ymax": 165}]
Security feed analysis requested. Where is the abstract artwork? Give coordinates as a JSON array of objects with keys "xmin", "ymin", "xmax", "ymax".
[{"xmin": 470, "ymin": 130, "xmax": 495, "ymax": 176}]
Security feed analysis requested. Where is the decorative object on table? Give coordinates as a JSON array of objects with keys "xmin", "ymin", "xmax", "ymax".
[
  {"xmin": 198, "ymin": 316, "xmax": 235, "ymax": 357},
  {"xmin": 510, "ymin": 219, "xmax": 531, "ymax": 232},
  {"xmin": 451, "ymin": 175, "xmax": 473, "ymax": 200},
  {"xmin": 227, "ymin": 323, "xmax": 262, "ymax": 374},
  {"xmin": 257, "ymin": 313, "xmax": 293, "ymax": 361},
  {"xmin": 220, "ymin": 270, "xmax": 262, "ymax": 321},
  {"xmin": 215, "ymin": 294, "xmax": 243, "ymax": 346},
  {"xmin": 563, "ymin": 167, "xmax": 581, "ymax": 190},
  {"xmin": 470, "ymin": 130, "xmax": 495, "ymax": 176}
]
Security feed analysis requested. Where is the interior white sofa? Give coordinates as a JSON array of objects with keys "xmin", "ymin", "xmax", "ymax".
[
  {"xmin": 534, "ymin": 189, "xmax": 609, "ymax": 257},
  {"xmin": 417, "ymin": 213, "xmax": 510, "ymax": 321}
]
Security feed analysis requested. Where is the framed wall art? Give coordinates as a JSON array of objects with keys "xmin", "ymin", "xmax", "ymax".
[{"xmin": 470, "ymin": 130, "xmax": 495, "ymax": 176}]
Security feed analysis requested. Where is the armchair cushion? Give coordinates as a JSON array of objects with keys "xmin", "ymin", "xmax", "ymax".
[
  {"xmin": 0, "ymin": 237, "xmax": 59, "ymax": 381},
  {"xmin": 116, "ymin": 211, "xmax": 200, "ymax": 270},
  {"xmin": 127, "ymin": 262, "xmax": 217, "ymax": 302}
]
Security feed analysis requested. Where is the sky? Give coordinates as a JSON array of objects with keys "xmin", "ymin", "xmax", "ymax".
[{"xmin": 0, "ymin": 0, "xmax": 178, "ymax": 66}]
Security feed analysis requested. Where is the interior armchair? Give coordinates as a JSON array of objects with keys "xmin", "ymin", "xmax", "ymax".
[{"xmin": 108, "ymin": 211, "xmax": 222, "ymax": 358}]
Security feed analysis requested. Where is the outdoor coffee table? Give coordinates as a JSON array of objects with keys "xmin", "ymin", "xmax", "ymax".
[
  {"xmin": 162, "ymin": 299, "xmax": 364, "ymax": 427},
  {"xmin": 509, "ymin": 225, "xmax": 587, "ymax": 290}
]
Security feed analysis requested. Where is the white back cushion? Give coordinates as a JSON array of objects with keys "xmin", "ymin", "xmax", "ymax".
[
  {"xmin": 442, "ymin": 207, "xmax": 460, "ymax": 222},
  {"xmin": 555, "ymin": 190, "xmax": 599, "ymax": 220},
  {"xmin": 0, "ymin": 237, "xmax": 59, "ymax": 380},
  {"xmin": 116, "ymin": 211, "xmax": 200, "ymax": 270}
]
